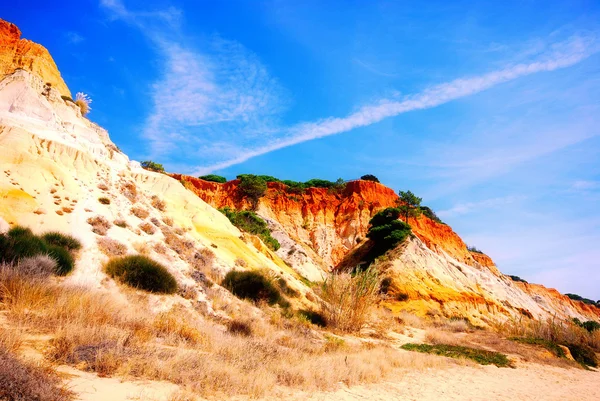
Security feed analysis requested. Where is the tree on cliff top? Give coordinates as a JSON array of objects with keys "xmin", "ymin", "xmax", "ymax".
[
  {"xmin": 237, "ymin": 174, "xmax": 267, "ymax": 209},
  {"xmin": 360, "ymin": 174, "xmax": 380, "ymax": 183},
  {"xmin": 397, "ymin": 190, "xmax": 422, "ymax": 223}
]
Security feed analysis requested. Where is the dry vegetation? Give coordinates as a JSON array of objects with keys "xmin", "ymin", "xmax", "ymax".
[
  {"xmin": 0, "ymin": 259, "xmax": 449, "ymax": 399},
  {"xmin": 97, "ymin": 237, "xmax": 128, "ymax": 257},
  {"xmin": 131, "ymin": 206, "xmax": 149, "ymax": 219},
  {"xmin": 87, "ymin": 215, "xmax": 112, "ymax": 236}
]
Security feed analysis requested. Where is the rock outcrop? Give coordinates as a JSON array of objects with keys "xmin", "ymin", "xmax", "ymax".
[{"xmin": 0, "ymin": 19, "xmax": 71, "ymax": 97}]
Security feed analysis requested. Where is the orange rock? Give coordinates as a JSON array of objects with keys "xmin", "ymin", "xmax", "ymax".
[{"xmin": 0, "ymin": 19, "xmax": 71, "ymax": 97}]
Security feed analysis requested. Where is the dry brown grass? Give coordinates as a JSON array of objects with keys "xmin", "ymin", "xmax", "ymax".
[
  {"xmin": 113, "ymin": 219, "xmax": 128, "ymax": 228},
  {"xmin": 318, "ymin": 268, "xmax": 380, "ymax": 332},
  {"xmin": 0, "ymin": 345, "xmax": 73, "ymax": 400},
  {"xmin": 139, "ymin": 222, "xmax": 157, "ymax": 235},
  {"xmin": 120, "ymin": 181, "xmax": 138, "ymax": 203},
  {"xmin": 151, "ymin": 195, "xmax": 166, "ymax": 211},
  {"xmin": 97, "ymin": 237, "xmax": 128, "ymax": 257},
  {"xmin": 0, "ymin": 261, "xmax": 448, "ymax": 398},
  {"xmin": 86, "ymin": 215, "xmax": 112, "ymax": 236},
  {"xmin": 131, "ymin": 206, "xmax": 149, "ymax": 219}
]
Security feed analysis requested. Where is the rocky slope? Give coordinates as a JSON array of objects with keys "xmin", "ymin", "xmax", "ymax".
[
  {"xmin": 0, "ymin": 19, "xmax": 71, "ymax": 97},
  {"xmin": 0, "ymin": 19, "xmax": 598, "ymax": 324}
]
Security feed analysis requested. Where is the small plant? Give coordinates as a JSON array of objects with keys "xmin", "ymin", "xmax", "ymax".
[
  {"xmin": 199, "ymin": 174, "xmax": 227, "ymax": 183},
  {"xmin": 130, "ymin": 206, "xmax": 150, "ymax": 219},
  {"xmin": 467, "ymin": 245, "xmax": 484, "ymax": 254},
  {"xmin": 151, "ymin": 196, "xmax": 166, "ymax": 211},
  {"xmin": 97, "ymin": 237, "xmax": 127, "ymax": 257},
  {"xmin": 120, "ymin": 181, "xmax": 138, "ymax": 202},
  {"xmin": 141, "ymin": 161, "xmax": 165, "ymax": 173},
  {"xmin": 401, "ymin": 343, "xmax": 513, "ymax": 367},
  {"xmin": 74, "ymin": 92, "xmax": 92, "ymax": 116},
  {"xmin": 227, "ymin": 320, "xmax": 253, "ymax": 336},
  {"xmin": 222, "ymin": 270, "xmax": 282, "ymax": 305},
  {"xmin": 566, "ymin": 343, "xmax": 598, "ymax": 368},
  {"xmin": 104, "ymin": 255, "xmax": 178, "ymax": 294},
  {"xmin": 113, "ymin": 219, "xmax": 128, "ymax": 228},
  {"xmin": 509, "ymin": 337, "xmax": 566, "ymax": 358},
  {"xmin": 86, "ymin": 216, "xmax": 112, "ymax": 236},
  {"xmin": 298, "ymin": 309, "xmax": 326, "ymax": 327},
  {"xmin": 98, "ymin": 197, "xmax": 111, "ymax": 205},
  {"xmin": 420, "ymin": 206, "xmax": 445, "ymax": 225},
  {"xmin": 508, "ymin": 275, "xmax": 528, "ymax": 283},
  {"xmin": 318, "ymin": 267, "xmax": 380, "ymax": 332},
  {"xmin": 360, "ymin": 174, "xmax": 380, "ymax": 183}
]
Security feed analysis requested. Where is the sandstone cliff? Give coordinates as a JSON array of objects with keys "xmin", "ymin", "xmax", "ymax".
[{"xmin": 0, "ymin": 19, "xmax": 71, "ymax": 97}]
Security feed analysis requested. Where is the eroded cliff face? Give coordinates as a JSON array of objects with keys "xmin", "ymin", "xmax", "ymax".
[
  {"xmin": 0, "ymin": 19, "xmax": 71, "ymax": 97},
  {"xmin": 172, "ymin": 175, "xmax": 492, "ymax": 269}
]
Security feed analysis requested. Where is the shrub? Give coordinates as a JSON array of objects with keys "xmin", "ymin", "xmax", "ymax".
[
  {"xmin": 16, "ymin": 255, "xmax": 57, "ymax": 278},
  {"xmin": 566, "ymin": 343, "xmax": 598, "ymax": 368},
  {"xmin": 86, "ymin": 216, "xmax": 112, "ymax": 236},
  {"xmin": 130, "ymin": 206, "xmax": 150, "ymax": 219},
  {"xmin": 97, "ymin": 237, "xmax": 127, "ymax": 257},
  {"xmin": 47, "ymin": 245, "xmax": 75, "ymax": 276},
  {"xmin": 0, "ymin": 227, "xmax": 48, "ymax": 263},
  {"xmin": 573, "ymin": 318, "xmax": 600, "ymax": 333},
  {"xmin": 120, "ymin": 181, "xmax": 138, "ymax": 202},
  {"xmin": 237, "ymin": 174, "xmax": 267, "ymax": 207},
  {"xmin": 508, "ymin": 275, "xmax": 528, "ymax": 283},
  {"xmin": 420, "ymin": 206, "xmax": 445, "ymax": 225},
  {"xmin": 222, "ymin": 270, "xmax": 282, "ymax": 305},
  {"xmin": 360, "ymin": 174, "xmax": 379, "ymax": 183},
  {"xmin": 509, "ymin": 337, "xmax": 566, "ymax": 358},
  {"xmin": 113, "ymin": 219, "xmax": 128, "ymax": 228},
  {"xmin": 566, "ymin": 293, "xmax": 597, "ymax": 306},
  {"xmin": 105, "ymin": 255, "xmax": 177, "ymax": 294},
  {"xmin": 0, "ymin": 346, "xmax": 72, "ymax": 401},
  {"xmin": 318, "ymin": 268, "xmax": 380, "ymax": 332},
  {"xmin": 150, "ymin": 196, "xmax": 166, "ymax": 211},
  {"xmin": 401, "ymin": 343, "xmax": 513, "ymax": 367},
  {"xmin": 74, "ymin": 92, "xmax": 92, "ymax": 116},
  {"xmin": 139, "ymin": 222, "xmax": 157, "ymax": 235},
  {"xmin": 227, "ymin": 320, "xmax": 253, "ymax": 336},
  {"xmin": 365, "ymin": 207, "xmax": 411, "ymax": 263},
  {"xmin": 219, "ymin": 207, "xmax": 280, "ymax": 251},
  {"xmin": 467, "ymin": 245, "xmax": 484, "ymax": 254},
  {"xmin": 141, "ymin": 161, "xmax": 165, "ymax": 173},
  {"xmin": 298, "ymin": 309, "xmax": 326, "ymax": 327},
  {"xmin": 98, "ymin": 197, "xmax": 111, "ymax": 205},
  {"xmin": 199, "ymin": 174, "xmax": 227, "ymax": 183},
  {"xmin": 41, "ymin": 232, "xmax": 82, "ymax": 251}
]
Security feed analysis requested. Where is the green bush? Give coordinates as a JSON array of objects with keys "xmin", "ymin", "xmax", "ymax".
[
  {"xmin": 401, "ymin": 343, "xmax": 512, "ymax": 367},
  {"xmin": 508, "ymin": 275, "xmax": 528, "ymax": 283},
  {"xmin": 360, "ymin": 174, "xmax": 379, "ymax": 183},
  {"xmin": 199, "ymin": 174, "xmax": 227, "ymax": 183},
  {"xmin": 365, "ymin": 207, "xmax": 411, "ymax": 263},
  {"xmin": 222, "ymin": 270, "xmax": 282, "ymax": 305},
  {"xmin": 105, "ymin": 255, "xmax": 178, "ymax": 294},
  {"xmin": 420, "ymin": 206, "xmax": 445, "ymax": 224},
  {"xmin": 573, "ymin": 318, "xmax": 600, "ymax": 332},
  {"xmin": 509, "ymin": 337, "xmax": 566, "ymax": 358},
  {"xmin": 237, "ymin": 174, "xmax": 267, "ymax": 207},
  {"xmin": 140, "ymin": 160, "xmax": 165, "ymax": 173},
  {"xmin": 219, "ymin": 207, "xmax": 280, "ymax": 251},
  {"xmin": 566, "ymin": 343, "xmax": 598, "ymax": 368},
  {"xmin": 41, "ymin": 232, "xmax": 82, "ymax": 251},
  {"xmin": 467, "ymin": 245, "xmax": 484, "ymax": 254},
  {"xmin": 47, "ymin": 245, "xmax": 75, "ymax": 276},
  {"xmin": 566, "ymin": 293, "xmax": 597, "ymax": 306}
]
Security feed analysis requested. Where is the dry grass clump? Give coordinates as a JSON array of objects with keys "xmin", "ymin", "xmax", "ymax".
[
  {"xmin": 425, "ymin": 328, "xmax": 463, "ymax": 346},
  {"xmin": 163, "ymin": 216, "xmax": 174, "ymax": 226},
  {"xmin": 75, "ymin": 92, "xmax": 92, "ymax": 116},
  {"xmin": 139, "ymin": 222, "xmax": 157, "ymax": 235},
  {"xmin": 98, "ymin": 196, "xmax": 111, "ymax": 205},
  {"xmin": 131, "ymin": 206, "xmax": 149, "ymax": 219},
  {"xmin": 97, "ymin": 182, "xmax": 109, "ymax": 191},
  {"xmin": 113, "ymin": 219, "xmax": 128, "ymax": 228},
  {"xmin": 87, "ymin": 215, "xmax": 112, "ymax": 235},
  {"xmin": 151, "ymin": 195, "xmax": 166, "ymax": 211},
  {"xmin": 15, "ymin": 255, "xmax": 57, "ymax": 278},
  {"xmin": 120, "ymin": 181, "xmax": 138, "ymax": 202},
  {"xmin": 97, "ymin": 237, "xmax": 128, "ymax": 257},
  {"xmin": 318, "ymin": 268, "xmax": 380, "ymax": 332},
  {"xmin": 0, "ymin": 345, "xmax": 73, "ymax": 401}
]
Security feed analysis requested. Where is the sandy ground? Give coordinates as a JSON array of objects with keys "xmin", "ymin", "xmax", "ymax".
[{"xmin": 53, "ymin": 361, "xmax": 600, "ymax": 401}]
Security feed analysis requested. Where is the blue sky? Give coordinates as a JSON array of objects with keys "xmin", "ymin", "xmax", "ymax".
[{"xmin": 3, "ymin": 0, "xmax": 599, "ymax": 298}]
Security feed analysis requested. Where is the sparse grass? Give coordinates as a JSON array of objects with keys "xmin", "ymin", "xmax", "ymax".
[
  {"xmin": 98, "ymin": 196, "xmax": 111, "ymax": 205},
  {"xmin": 41, "ymin": 232, "xmax": 82, "ymax": 251},
  {"xmin": 219, "ymin": 207, "xmax": 280, "ymax": 251},
  {"xmin": 317, "ymin": 268, "xmax": 380, "ymax": 332},
  {"xmin": 509, "ymin": 337, "xmax": 566, "ymax": 358},
  {"xmin": 151, "ymin": 195, "xmax": 166, "ymax": 211},
  {"xmin": 113, "ymin": 219, "xmax": 128, "ymax": 228},
  {"xmin": 87, "ymin": 216, "xmax": 112, "ymax": 236},
  {"xmin": 227, "ymin": 319, "xmax": 253, "ymax": 336},
  {"xmin": 120, "ymin": 181, "xmax": 138, "ymax": 202},
  {"xmin": 0, "ymin": 346, "xmax": 73, "ymax": 401},
  {"xmin": 105, "ymin": 255, "xmax": 178, "ymax": 294},
  {"xmin": 130, "ymin": 206, "xmax": 150, "ymax": 219},
  {"xmin": 47, "ymin": 245, "xmax": 75, "ymax": 275},
  {"xmin": 0, "ymin": 260, "xmax": 449, "ymax": 399},
  {"xmin": 97, "ymin": 237, "xmax": 128, "ymax": 257},
  {"xmin": 401, "ymin": 343, "xmax": 513, "ymax": 367},
  {"xmin": 139, "ymin": 222, "xmax": 157, "ymax": 235}
]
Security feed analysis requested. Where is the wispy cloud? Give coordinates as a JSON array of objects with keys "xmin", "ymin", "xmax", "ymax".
[
  {"xmin": 65, "ymin": 31, "xmax": 84, "ymax": 44},
  {"xmin": 197, "ymin": 34, "xmax": 599, "ymax": 174},
  {"xmin": 572, "ymin": 180, "xmax": 600, "ymax": 191},
  {"xmin": 353, "ymin": 58, "xmax": 398, "ymax": 77},
  {"xmin": 438, "ymin": 196, "xmax": 525, "ymax": 218}
]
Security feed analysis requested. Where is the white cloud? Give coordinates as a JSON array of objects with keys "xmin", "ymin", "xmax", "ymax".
[
  {"xmin": 572, "ymin": 180, "xmax": 600, "ymax": 190},
  {"xmin": 65, "ymin": 31, "xmax": 84, "ymax": 44},
  {"xmin": 437, "ymin": 196, "xmax": 525, "ymax": 218}
]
